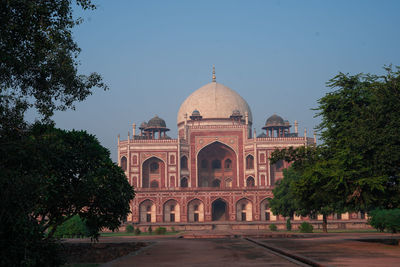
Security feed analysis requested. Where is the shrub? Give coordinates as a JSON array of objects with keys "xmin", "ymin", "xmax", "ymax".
[
  {"xmin": 286, "ymin": 218, "xmax": 292, "ymax": 231},
  {"xmin": 299, "ymin": 222, "xmax": 313, "ymax": 233},
  {"xmin": 148, "ymin": 226, "xmax": 153, "ymax": 234},
  {"xmin": 126, "ymin": 224, "xmax": 134, "ymax": 233},
  {"xmin": 368, "ymin": 209, "xmax": 400, "ymax": 233},
  {"xmin": 53, "ymin": 215, "xmax": 89, "ymax": 238},
  {"xmin": 134, "ymin": 228, "xmax": 141, "ymax": 235},
  {"xmin": 171, "ymin": 227, "xmax": 176, "ymax": 233},
  {"xmin": 269, "ymin": 224, "xmax": 277, "ymax": 231},
  {"xmin": 155, "ymin": 227, "xmax": 167, "ymax": 235}
]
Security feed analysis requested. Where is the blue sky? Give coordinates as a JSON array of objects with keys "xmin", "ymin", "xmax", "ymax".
[{"xmin": 30, "ymin": 0, "xmax": 400, "ymax": 161}]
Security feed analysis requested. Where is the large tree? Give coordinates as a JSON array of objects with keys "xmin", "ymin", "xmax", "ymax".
[
  {"xmin": 0, "ymin": 124, "xmax": 134, "ymax": 266},
  {"xmin": 316, "ymin": 66, "xmax": 400, "ymax": 210},
  {"xmin": 0, "ymin": 1, "xmax": 133, "ymax": 266},
  {"xmin": 270, "ymin": 146, "xmax": 345, "ymax": 232}
]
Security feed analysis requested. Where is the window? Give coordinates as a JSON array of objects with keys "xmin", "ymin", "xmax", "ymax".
[
  {"xmin": 150, "ymin": 180, "xmax": 159, "ymax": 188},
  {"xmin": 181, "ymin": 156, "xmax": 188, "ymax": 169},
  {"xmin": 194, "ymin": 213, "xmax": 199, "ymax": 222},
  {"xmin": 265, "ymin": 212, "xmax": 270, "ymax": 221},
  {"xmin": 224, "ymin": 159, "xmax": 232, "ymax": 169},
  {"xmin": 225, "ymin": 178, "xmax": 232, "ymax": 188},
  {"xmin": 212, "ymin": 159, "xmax": 221, "ymax": 169},
  {"xmin": 170, "ymin": 205, "xmax": 175, "ymax": 211},
  {"xmin": 246, "ymin": 177, "xmax": 255, "ymax": 187},
  {"xmin": 121, "ymin": 156, "xmax": 127, "ymax": 171},
  {"xmin": 170, "ymin": 213, "xmax": 175, "ymax": 222},
  {"xmin": 246, "ymin": 155, "xmax": 254, "ymax": 169},
  {"xmin": 150, "ymin": 162, "xmax": 159, "ymax": 173},
  {"xmin": 212, "ymin": 179, "xmax": 221, "ymax": 188},
  {"xmin": 194, "ymin": 205, "xmax": 199, "ymax": 211},
  {"xmin": 180, "ymin": 177, "xmax": 188, "ymax": 188}
]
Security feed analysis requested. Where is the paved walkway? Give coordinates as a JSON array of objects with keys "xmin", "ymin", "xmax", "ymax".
[
  {"xmin": 87, "ymin": 231, "xmax": 400, "ymax": 267},
  {"xmin": 101, "ymin": 237, "xmax": 299, "ymax": 267}
]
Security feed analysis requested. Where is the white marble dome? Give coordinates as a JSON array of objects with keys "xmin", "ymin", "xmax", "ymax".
[{"xmin": 177, "ymin": 81, "xmax": 253, "ymax": 125}]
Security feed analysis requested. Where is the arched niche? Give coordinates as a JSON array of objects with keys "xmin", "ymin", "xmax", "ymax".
[
  {"xmin": 212, "ymin": 198, "xmax": 228, "ymax": 221},
  {"xmin": 120, "ymin": 156, "xmax": 127, "ymax": 171},
  {"xmin": 142, "ymin": 157, "xmax": 164, "ymax": 188},
  {"xmin": 236, "ymin": 198, "xmax": 253, "ymax": 221},
  {"xmin": 187, "ymin": 199, "xmax": 204, "ymax": 222},
  {"xmin": 197, "ymin": 142, "xmax": 236, "ymax": 188},
  {"xmin": 139, "ymin": 199, "xmax": 156, "ymax": 223},
  {"xmin": 163, "ymin": 199, "xmax": 180, "ymax": 222}
]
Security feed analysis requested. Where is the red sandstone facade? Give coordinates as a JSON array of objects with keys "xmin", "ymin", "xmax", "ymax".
[{"xmin": 118, "ymin": 73, "xmax": 365, "ymax": 226}]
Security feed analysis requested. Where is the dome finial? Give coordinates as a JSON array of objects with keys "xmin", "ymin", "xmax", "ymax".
[{"xmin": 212, "ymin": 64, "xmax": 216, "ymax": 82}]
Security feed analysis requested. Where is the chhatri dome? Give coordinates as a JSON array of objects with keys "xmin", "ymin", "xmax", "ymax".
[{"xmin": 177, "ymin": 66, "xmax": 253, "ymax": 125}]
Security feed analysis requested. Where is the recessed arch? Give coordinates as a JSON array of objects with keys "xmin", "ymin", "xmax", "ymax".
[
  {"xmin": 236, "ymin": 198, "xmax": 253, "ymax": 221},
  {"xmin": 197, "ymin": 141, "xmax": 237, "ymax": 188},
  {"xmin": 142, "ymin": 156, "xmax": 165, "ymax": 188},
  {"xmin": 187, "ymin": 198, "xmax": 204, "ymax": 222},
  {"xmin": 139, "ymin": 199, "xmax": 156, "ymax": 223},
  {"xmin": 246, "ymin": 154, "xmax": 254, "ymax": 170},
  {"xmin": 120, "ymin": 156, "xmax": 127, "ymax": 171},
  {"xmin": 212, "ymin": 198, "xmax": 229, "ymax": 221},
  {"xmin": 180, "ymin": 177, "xmax": 188, "ymax": 187},
  {"xmin": 163, "ymin": 199, "xmax": 180, "ymax": 222},
  {"xmin": 260, "ymin": 198, "xmax": 272, "ymax": 221},
  {"xmin": 180, "ymin": 155, "xmax": 188, "ymax": 170},
  {"xmin": 246, "ymin": 176, "xmax": 255, "ymax": 187}
]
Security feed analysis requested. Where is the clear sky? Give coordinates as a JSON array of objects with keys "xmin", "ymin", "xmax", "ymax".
[{"xmin": 29, "ymin": 0, "xmax": 400, "ymax": 161}]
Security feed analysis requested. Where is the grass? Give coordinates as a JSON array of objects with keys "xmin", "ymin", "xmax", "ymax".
[{"xmin": 100, "ymin": 231, "xmax": 180, "ymax": 237}]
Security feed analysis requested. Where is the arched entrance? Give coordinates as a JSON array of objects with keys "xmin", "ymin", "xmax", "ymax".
[
  {"xmin": 142, "ymin": 157, "xmax": 164, "ymax": 188},
  {"xmin": 197, "ymin": 142, "xmax": 236, "ymax": 188},
  {"xmin": 236, "ymin": 198, "xmax": 253, "ymax": 221},
  {"xmin": 212, "ymin": 199, "xmax": 228, "ymax": 221},
  {"xmin": 187, "ymin": 199, "xmax": 204, "ymax": 222},
  {"xmin": 163, "ymin": 199, "xmax": 180, "ymax": 222},
  {"xmin": 139, "ymin": 200, "xmax": 156, "ymax": 223}
]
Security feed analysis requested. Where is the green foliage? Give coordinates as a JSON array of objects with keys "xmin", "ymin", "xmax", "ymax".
[
  {"xmin": 171, "ymin": 227, "xmax": 176, "ymax": 232},
  {"xmin": 286, "ymin": 218, "xmax": 292, "ymax": 231},
  {"xmin": 148, "ymin": 226, "xmax": 153, "ymax": 234},
  {"xmin": 126, "ymin": 225, "xmax": 134, "ymax": 233},
  {"xmin": 316, "ymin": 66, "xmax": 400, "ymax": 210},
  {"xmin": 269, "ymin": 168, "xmax": 300, "ymax": 217},
  {"xmin": 299, "ymin": 222, "xmax": 314, "ymax": 233},
  {"xmin": 368, "ymin": 209, "xmax": 400, "ymax": 233},
  {"xmin": 269, "ymin": 224, "xmax": 277, "ymax": 231},
  {"xmin": 155, "ymin": 227, "xmax": 167, "ymax": 235},
  {"xmin": 0, "ymin": 1, "xmax": 110, "ymax": 266},
  {"xmin": 134, "ymin": 228, "xmax": 142, "ymax": 235},
  {"xmin": 0, "ymin": 0, "xmax": 107, "ymax": 120},
  {"xmin": 53, "ymin": 215, "xmax": 89, "ymax": 238}
]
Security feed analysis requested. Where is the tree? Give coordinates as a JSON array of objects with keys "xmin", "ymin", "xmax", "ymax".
[
  {"xmin": 0, "ymin": 1, "xmax": 131, "ymax": 266},
  {"xmin": 316, "ymin": 66, "xmax": 400, "ymax": 210},
  {"xmin": 269, "ymin": 167, "xmax": 299, "ymax": 218},
  {"xmin": 0, "ymin": 0, "xmax": 107, "ymax": 120},
  {"xmin": 270, "ymin": 146, "xmax": 345, "ymax": 233},
  {"xmin": 0, "ymin": 124, "xmax": 135, "ymax": 265}
]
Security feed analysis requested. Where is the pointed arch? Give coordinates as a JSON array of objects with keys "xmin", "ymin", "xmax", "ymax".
[
  {"xmin": 142, "ymin": 156, "xmax": 165, "ymax": 188},
  {"xmin": 139, "ymin": 199, "xmax": 156, "ymax": 223},
  {"xmin": 187, "ymin": 198, "xmax": 204, "ymax": 222},
  {"xmin": 197, "ymin": 141, "xmax": 237, "ymax": 188},
  {"xmin": 236, "ymin": 198, "xmax": 253, "ymax": 221}
]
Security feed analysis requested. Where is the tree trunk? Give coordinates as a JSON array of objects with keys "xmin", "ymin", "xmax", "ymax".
[{"xmin": 322, "ymin": 214, "xmax": 328, "ymax": 233}]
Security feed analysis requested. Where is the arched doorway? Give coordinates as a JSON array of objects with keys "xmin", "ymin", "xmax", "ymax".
[
  {"xmin": 163, "ymin": 199, "xmax": 180, "ymax": 222},
  {"xmin": 236, "ymin": 198, "xmax": 253, "ymax": 221},
  {"xmin": 139, "ymin": 200, "xmax": 156, "ymax": 223},
  {"xmin": 212, "ymin": 199, "xmax": 228, "ymax": 221},
  {"xmin": 187, "ymin": 199, "xmax": 204, "ymax": 222},
  {"xmin": 260, "ymin": 198, "xmax": 272, "ymax": 221},
  {"xmin": 197, "ymin": 142, "xmax": 236, "ymax": 187},
  {"xmin": 142, "ymin": 157, "xmax": 164, "ymax": 188}
]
